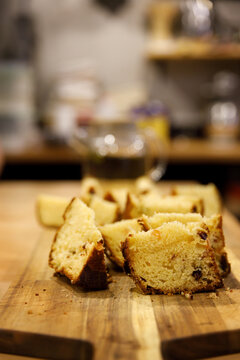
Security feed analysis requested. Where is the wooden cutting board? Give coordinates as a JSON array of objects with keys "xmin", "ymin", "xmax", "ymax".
[{"xmin": 0, "ymin": 212, "xmax": 240, "ymax": 360}]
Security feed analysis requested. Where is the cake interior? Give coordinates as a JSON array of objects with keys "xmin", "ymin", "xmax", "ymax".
[
  {"xmin": 126, "ymin": 221, "xmax": 221, "ymax": 294},
  {"xmin": 50, "ymin": 198, "xmax": 102, "ymax": 282},
  {"xmin": 100, "ymin": 219, "xmax": 141, "ymax": 267}
]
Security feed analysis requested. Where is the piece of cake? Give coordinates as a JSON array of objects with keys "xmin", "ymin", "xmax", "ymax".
[
  {"xmin": 141, "ymin": 213, "xmax": 225, "ymax": 250},
  {"xmin": 123, "ymin": 193, "xmax": 204, "ymax": 219},
  {"xmin": 36, "ymin": 194, "xmax": 70, "ymax": 227},
  {"xmin": 89, "ymin": 195, "xmax": 120, "ymax": 225},
  {"xmin": 172, "ymin": 183, "xmax": 222, "ymax": 217},
  {"xmin": 80, "ymin": 177, "xmax": 103, "ymax": 205},
  {"xmin": 104, "ymin": 188, "xmax": 128, "ymax": 214},
  {"xmin": 100, "ymin": 219, "xmax": 143, "ymax": 268},
  {"xmin": 135, "ymin": 176, "xmax": 155, "ymax": 195},
  {"xmin": 49, "ymin": 197, "xmax": 108, "ymax": 290},
  {"xmin": 140, "ymin": 212, "xmax": 230, "ymax": 277},
  {"xmin": 122, "ymin": 221, "xmax": 223, "ymax": 295},
  {"xmin": 140, "ymin": 212, "xmax": 203, "ymax": 231}
]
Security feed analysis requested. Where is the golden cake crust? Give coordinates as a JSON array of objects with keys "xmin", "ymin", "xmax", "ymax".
[
  {"xmin": 49, "ymin": 197, "xmax": 108, "ymax": 290},
  {"xmin": 78, "ymin": 241, "xmax": 108, "ymax": 290}
]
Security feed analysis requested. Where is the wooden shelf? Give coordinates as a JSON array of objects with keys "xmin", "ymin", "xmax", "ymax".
[
  {"xmin": 4, "ymin": 139, "xmax": 240, "ymax": 165},
  {"xmin": 167, "ymin": 139, "xmax": 240, "ymax": 164},
  {"xmin": 146, "ymin": 39, "xmax": 240, "ymax": 61}
]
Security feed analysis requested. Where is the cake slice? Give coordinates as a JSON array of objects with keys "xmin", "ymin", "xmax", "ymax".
[
  {"xmin": 141, "ymin": 213, "xmax": 225, "ymax": 250},
  {"xmin": 172, "ymin": 183, "xmax": 222, "ymax": 217},
  {"xmin": 104, "ymin": 188, "xmax": 128, "ymax": 214},
  {"xmin": 100, "ymin": 219, "xmax": 143, "ymax": 268},
  {"xmin": 122, "ymin": 221, "xmax": 223, "ymax": 295},
  {"xmin": 36, "ymin": 194, "xmax": 70, "ymax": 227},
  {"xmin": 123, "ymin": 193, "xmax": 204, "ymax": 219},
  {"xmin": 49, "ymin": 197, "xmax": 108, "ymax": 290},
  {"xmin": 135, "ymin": 176, "xmax": 156, "ymax": 195},
  {"xmin": 141, "ymin": 212, "xmax": 230, "ymax": 277},
  {"xmin": 80, "ymin": 177, "xmax": 103, "ymax": 205},
  {"xmin": 89, "ymin": 195, "xmax": 120, "ymax": 225}
]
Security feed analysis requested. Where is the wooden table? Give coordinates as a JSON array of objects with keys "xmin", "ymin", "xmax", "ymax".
[{"xmin": 1, "ymin": 181, "xmax": 240, "ymax": 360}]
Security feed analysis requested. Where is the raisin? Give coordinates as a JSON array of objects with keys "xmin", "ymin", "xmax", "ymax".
[
  {"xmin": 89, "ymin": 187, "xmax": 95, "ymax": 194},
  {"xmin": 198, "ymin": 231, "xmax": 208, "ymax": 240},
  {"xmin": 192, "ymin": 269, "xmax": 202, "ymax": 280}
]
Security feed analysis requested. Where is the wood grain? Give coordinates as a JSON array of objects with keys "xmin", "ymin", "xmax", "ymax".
[{"xmin": 0, "ymin": 221, "xmax": 240, "ymax": 360}]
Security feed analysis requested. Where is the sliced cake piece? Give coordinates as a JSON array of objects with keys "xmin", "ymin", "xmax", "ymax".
[
  {"xmin": 172, "ymin": 183, "xmax": 222, "ymax": 217},
  {"xmin": 141, "ymin": 212, "xmax": 230, "ymax": 278},
  {"xmin": 104, "ymin": 188, "xmax": 128, "ymax": 214},
  {"xmin": 36, "ymin": 194, "xmax": 70, "ymax": 227},
  {"xmin": 89, "ymin": 195, "xmax": 120, "ymax": 225},
  {"xmin": 123, "ymin": 193, "xmax": 204, "ymax": 219},
  {"xmin": 49, "ymin": 197, "xmax": 108, "ymax": 290},
  {"xmin": 122, "ymin": 221, "xmax": 223, "ymax": 295},
  {"xmin": 140, "ymin": 212, "xmax": 202, "ymax": 231},
  {"xmin": 100, "ymin": 219, "xmax": 144, "ymax": 268},
  {"xmin": 80, "ymin": 177, "xmax": 103, "ymax": 205},
  {"xmin": 135, "ymin": 176, "xmax": 155, "ymax": 195},
  {"xmin": 141, "ymin": 213, "xmax": 225, "ymax": 251},
  {"xmin": 141, "ymin": 193, "xmax": 204, "ymax": 215}
]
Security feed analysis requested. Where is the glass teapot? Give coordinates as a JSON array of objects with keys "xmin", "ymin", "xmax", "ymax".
[{"xmin": 71, "ymin": 121, "xmax": 167, "ymax": 181}]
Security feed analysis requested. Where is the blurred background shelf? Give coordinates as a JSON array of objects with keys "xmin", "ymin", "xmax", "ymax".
[
  {"xmin": 4, "ymin": 139, "xmax": 240, "ymax": 165},
  {"xmin": 146, "ymin": 40, "xmax": 240, "ymax": 61},
  {"xmin": 0, "ymin": 0, "xmax": 240, "ymax": 217}
]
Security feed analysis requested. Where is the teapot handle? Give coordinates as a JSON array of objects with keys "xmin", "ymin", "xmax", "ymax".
[
  {"xmin": 140, "ymin": 126, "xmax": 167, "ymax": 182},
  {"xmin": 68, "ymin": 126, "xmax": 90, "ymax": 156}
]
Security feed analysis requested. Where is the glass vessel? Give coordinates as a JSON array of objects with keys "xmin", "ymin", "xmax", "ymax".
[{"xmin": 71, "ymin": 121, "xmax": 167, "ymax": 181}]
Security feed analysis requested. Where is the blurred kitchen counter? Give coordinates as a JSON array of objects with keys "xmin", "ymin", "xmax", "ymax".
[{"xmin": 4, "ymin": 138, "xmax": 240, "ymax": 165}]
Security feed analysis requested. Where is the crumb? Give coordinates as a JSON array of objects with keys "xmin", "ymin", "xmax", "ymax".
[
  {"xmin": 35, "ymin": 293, "xmax": 39, "ymax": 296},
  {"xmin": 27, "ymin": 310, "xmax": 33, "ymax": 315},
  {"xmin": 230, "ymin": 289, "xmax": 233, "ymax": 292},
  {"xmin": 181, "ymin": 292, "xmax": 193, "ymax": 300},
  {"xmin": 208, "ymin": 293, "xmax": 218, "ymax": 299},
  {"xmin": 43, "ymin": 289, "xmax": 46, "ymax": 292}
]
